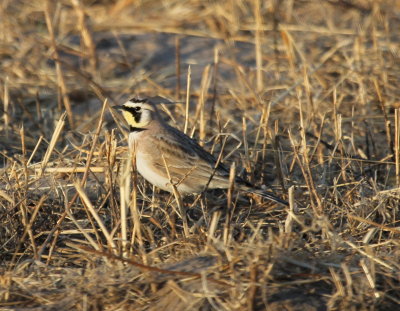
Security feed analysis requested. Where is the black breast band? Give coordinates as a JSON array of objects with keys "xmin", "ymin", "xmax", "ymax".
[{"xmin": 130, "ymin": 126, "xmax": 146, "ymax": 132}]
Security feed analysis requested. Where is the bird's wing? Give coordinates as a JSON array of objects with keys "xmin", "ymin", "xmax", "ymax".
[
  {"xmin": 146, "ymin": 124, "xmax": 288, "ymax": 204},
  {"xmin": 149, "ymin": 125, "xmax": 231, "ymax": 186}
]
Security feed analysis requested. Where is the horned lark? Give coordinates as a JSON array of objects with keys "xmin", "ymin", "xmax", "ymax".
[{"xmin": 114, "ymin": 98, "xmax": 288, "ymax": 206}]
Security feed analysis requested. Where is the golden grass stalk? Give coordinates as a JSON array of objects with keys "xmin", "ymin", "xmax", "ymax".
[
  {"xmin": 129, "ymin": 147, "xmax": 147, "ymax": 261},
  {"xmin": 284, "ymin": 186, "xmax": 295, "ymax": 233},
  {"xmin": 223, "ymin": 162, "xmax": 236, "ymax": 245},
  {"xmin": 27, "ymin": 136, "xmax": 43, "ymax": 166},
  {"xmin": 71, "ymin": 0, "xmax": 97, "ymax": 75},
  {"xmin": 74, "ymin": 182, "xmax": 117, "ymax": 251},
  {"xmin": 38, "ymin": 166, "xmax": 108, "ymax": 173},
  {"xmin": 296, "ymin": 86, "xmax": 322, "ymax": 213},
  {"xmin": 184, "ymin": 65, "xmax": 191, "ymax": 134},
  {"xmin": 207, "ymin": 210, "xmax": 221, "ymax": 243},
  {"xmin": 3, "ymin": 76, "xmax": 9, "ymax": 137},
  {"xmin": 119, "ymin": 156, "xmax": 131, "ymax": 257},
  {"xmin": 0, "ymin": 189, "xmax": 14, "ymax": 204},
  {"xmin": 161, "ymin": 153, "xmax": 189, "ymax": 237},
  {"xmin": 175, "ymin": 35, "xmax": 181, "ymax": 99},
  {"xmin": 37, "ymin": 100, "xmax": 107, "ymax": 259},
  {"xmin": 44, "ymin": 1, "xmax": 74, "ymax": 127},
  {"xmin": 344, "ymin": 240, "xmax": 393, "ymax": 270},
  {"xmin": 360, "ymin": 259, "xmax": 379, "ymax": 298},
  {"xmin": 395, "ymin": 109, "xmax": 400, "ymax": 186},
  {"xmin": 242, "ymin": 117, "xmax": 251, "ymax": 179},
  {"xmin": 196, "ymin": 64, "xmax": 211, "ymax": 143},
  {"xmin": 9, "ymin": 195, "xmax": 46, "ymax": 266},
  {"xmin": 347, "ymin": 214, "xmax": 400, "ymax": 234},
  {"xmin": 40, "ymin": 112, "xmax": 66, "ymax": 175},
  {"xmin": 66, "ymin": 205, "xmax": 100, "ymax": 251},
  {"xmin": 253, "ymin": 0, "xmax": 263, "ymax": 92}
]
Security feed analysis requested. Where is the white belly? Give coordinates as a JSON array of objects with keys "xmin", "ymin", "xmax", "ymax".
[
  {"xmin": 136, "ymin": 154, "xmax": 196, "ymax": 194},
  {"xmin": 129, "ymin": 132, "xmax": 195, "ymax": 195},
  {"xmin": 136, "ymin": 153, "xmax": 171, "ymax": 191},
  {"xmin": 128, "ymin": 133, "xmax": 170, "ymax": 191}
]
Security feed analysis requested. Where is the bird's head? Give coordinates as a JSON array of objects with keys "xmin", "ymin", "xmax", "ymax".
[{"xmin": 114, "ymin": 98, "xmax": 157, "ymax": 130}]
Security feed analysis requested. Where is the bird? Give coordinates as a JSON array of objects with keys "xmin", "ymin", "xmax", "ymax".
[{"xmin": 113, "ymin": 97, "xmax": 288, "ymax": 206}]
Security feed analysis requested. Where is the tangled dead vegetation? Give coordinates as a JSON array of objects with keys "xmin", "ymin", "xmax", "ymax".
[{"xmin": 1, "ymin": 0, "xmax": 400, "ymax": 310}]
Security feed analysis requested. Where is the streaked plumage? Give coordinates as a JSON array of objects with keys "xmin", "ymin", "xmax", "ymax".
[{"xmin": 114, "ymin": 98, "xmax": 288, "ymax": 206}]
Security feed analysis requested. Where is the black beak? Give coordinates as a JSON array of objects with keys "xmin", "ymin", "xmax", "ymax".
[{"xmin": 112, "ymin": 105, "xmax": 125, "ymax": 111}]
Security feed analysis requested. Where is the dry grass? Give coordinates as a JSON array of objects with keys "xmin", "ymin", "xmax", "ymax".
[{"xmin": 1, "ymin": 0, "xmax": 400, "ymax": 310}]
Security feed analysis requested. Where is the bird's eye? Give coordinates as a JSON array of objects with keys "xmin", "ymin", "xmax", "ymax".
[{"xmin": 134, "ymin": 107, "xmax": 141, "ymax": 112}]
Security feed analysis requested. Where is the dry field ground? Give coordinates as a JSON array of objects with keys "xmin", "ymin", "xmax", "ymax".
[{"xmin": 1, "ymin": 0, "xmax": 400, "ymax": 310}]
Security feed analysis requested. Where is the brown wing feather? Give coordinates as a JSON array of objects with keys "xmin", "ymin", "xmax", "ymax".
[{"xmin": 150, "ymin": 124, "xmax": 235, "ymax": 190}]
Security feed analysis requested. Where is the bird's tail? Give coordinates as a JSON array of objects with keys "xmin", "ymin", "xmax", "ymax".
[{"xmin": 241, "ymin": 187, "xmax": 289, "ymax": 206}]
